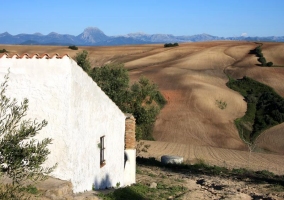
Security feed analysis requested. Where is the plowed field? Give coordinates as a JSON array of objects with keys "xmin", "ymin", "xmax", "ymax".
[{"xmin": 1, "ymin": 41, "xmax": 284, "ymax": 159}]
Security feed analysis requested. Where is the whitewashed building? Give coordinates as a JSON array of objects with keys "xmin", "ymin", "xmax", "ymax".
[{"xmin": 0, "ymin": 53, "xmax": 136, "ymax": 193}]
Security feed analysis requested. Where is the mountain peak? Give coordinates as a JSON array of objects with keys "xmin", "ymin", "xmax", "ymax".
[
  {"xmin": 33, "ymin": 32, "xmax": 43, "ymax": 36},
  {"xmin": 48, "ymin": 32, "xmax": 60, "ymax": 36},
  {"xmin": 0, "ymin": 32, "xmax": 12, "ymax": 37},
  {"xmin": 78, "ymin": 27, "xmax": 108, "ymax": 44},
  {"xmin": 83, "ymin": 27, "xmax": 104, "ymax": 34},
  {"xmin": 128, "ymin": 32, "xmax": 147, "ymax": 36}
]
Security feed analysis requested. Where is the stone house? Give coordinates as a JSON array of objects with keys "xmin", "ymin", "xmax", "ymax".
[{"xmin": 0, "ymin": 53, "xmax": 136, "ymax": 193}]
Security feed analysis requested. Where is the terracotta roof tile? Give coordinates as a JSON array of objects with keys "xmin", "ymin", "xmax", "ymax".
[
  {"xmin": 17, "ymin": 53, "xmax": 30, "ymax": 59},
  {"xmin": 0, "ymin": 53, "xmax": 9, "ymax": 58},
  {"xmin": 0, "ymin": 53, "xmax": 69, "ymax": 59},
  {"xmin": 56, "ymin": 54, "xmax": 69, "ymax": 59}
]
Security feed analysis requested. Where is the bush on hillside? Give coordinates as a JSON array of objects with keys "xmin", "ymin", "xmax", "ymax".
[
  {"xmin": 0, "ymin": 49, "xmax": 8, "ymax": 53},
  {"xmin": 227, "ymin": 76, "xmax": 284, "ymax": 142},
  {"xmin": 249, "ymin": 46, "xmax": 263, "ymax": 57},
  {"xmin": 128, "ymin": 77, "xmax": 166, "ymax": 140},
  {"xmin": 164, "ymin": 43, "xmax": 179, "ymax": 48},
  {"xmin": 266, "ymin": 62, "xmax": 273, "ymax": 67},
  {"xmin": 258, "ymin": 56, "xmax": 267, "ymax": 66},
  {"xmin": 68, "ymin": 45, "xmax": 78, "ymax": 50},
  {"xmin": 250, "ymin": 45, "xmax": 273, "ymax": 67}
]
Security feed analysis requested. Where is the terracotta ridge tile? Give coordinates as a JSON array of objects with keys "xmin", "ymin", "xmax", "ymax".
[
  {"xmin": 17, "ymin": 53, "xmax": 30, "ymax": 59},
  {"xmin": 56, "ymin": 54, "xmax": 70, "ymax": 58},
  {"xmin": 0, "ymin": 53, "xmax": 10, "ymax": 58},
  {"xmin": 0, "ymin": 53, "xmax": 70, "ymax": 59}
]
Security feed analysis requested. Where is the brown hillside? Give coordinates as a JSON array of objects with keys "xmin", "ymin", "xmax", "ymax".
[{"xmin": 1, "ymin": 41, "xmax": 284, "ymax": 153}]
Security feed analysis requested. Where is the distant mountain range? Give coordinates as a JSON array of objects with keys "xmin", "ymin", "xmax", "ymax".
[{"xmin": 0, "ymin": 27, "xmax": 283, "ymax": 46}]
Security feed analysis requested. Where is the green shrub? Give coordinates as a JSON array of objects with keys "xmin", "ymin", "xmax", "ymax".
[
  {"xmin": 164, "ymin": 43, "xmax": 179, "ymax": 48},
  {"xmin": 266, "ymin": 62, "xmax": 273, "ymax": 67},
  {"xmin": 255, "ymin": 46, "xmax": 263, "ymax": 57},
  {"xmin": 74, "ymin": 50, "xmax": 91, "ymax": 73},
  {"xmin": 258, "ymin": 56, "xmax": 267, "ymax": 66},
  {"xmin": 0, "ymin": 49, "xmax": 8, "ymax": 53},
  {"xmin": 91, "ymin": 63, "xmax": 129, "ymax": 109},
  {"xmin": 215, "ymin": 99, "xmax": 227, "ymax": 109},
  {"xmin": 68, "ymin": 45, "xmax": 78, "ymax": 50},
  {"xmin": 250, "ymin": 45, "xmax": 274, "ymax": 67},
  {"xmin": 98, "ymin": 182, "xmax": 186, "ymax": 200},
  {"xmin": 227, "ymin": 76, "xmax": 284, "ymax": 142}
]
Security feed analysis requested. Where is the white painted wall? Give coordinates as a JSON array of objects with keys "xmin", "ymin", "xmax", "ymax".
[
  {"xmin": 124, "ymin": 149, "xmax": 136, "ymax": 186},
  {"xmin": 0, "ymin": 56, "xmax": 126, "ymax": 193},
  {"xmin": 69, "ymin": 59, "xmax": 126, "ymax": 192},
  {"xmin": 0, "ymin": 57, "xmax": 72, "ymax": 180}
]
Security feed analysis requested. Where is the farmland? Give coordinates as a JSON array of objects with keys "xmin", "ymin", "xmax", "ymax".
[{"xmin": 1, "ymin": 41, "xmax": 284, "ymax": 170}]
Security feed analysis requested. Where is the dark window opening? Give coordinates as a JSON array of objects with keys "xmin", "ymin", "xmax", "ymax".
[{"xmin": 100, "ymin": 136, "xmax": 106, "ymax": 167}]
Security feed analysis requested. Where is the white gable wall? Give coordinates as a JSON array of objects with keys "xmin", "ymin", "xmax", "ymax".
[
  {"xmin": 0, "ymin": 57, "xmax": 126, "ymax": 193},
  {"xmin": 69, "ymin": 59, "xmax": 125, "ymax": 192}
]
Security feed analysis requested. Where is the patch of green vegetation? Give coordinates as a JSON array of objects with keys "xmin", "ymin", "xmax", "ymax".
[
  {"xmin": 136, "ymin": 168, "xmax": 143, "ymax": 175},
  {"xmin": 98, "ymin": 182, "xmax": 186, "ymax": 200},
  {"xmin": 22, "ymin": 185, "xmax": 39, "ymax": 195},
  {"xmin": 249, "ymin": 45, "xmax": 273, "ymax": 67},
  {"xmin": 147, "ymin": 172, "xmax": 157, "ymax": 177},
  {"xmin": 226, "ymin": 76, "xmax": 284, "ymax": 142},
  {"xmin": 68, "ymin": 45, "xmax": 78, "ymax": 50},
  {"xmin": 160, "ymin": 174, "xmax": 167, "ymax": 179},
  {"xmin": 249, "ymin": 45, "xmax": 263, "ymax": 57},
  {"xmin": 164, "ymin": 43, "xmax": 179, "ymax": 48},
  {"xmin": 215, "ymin": 99, "xmax": 227, "ymax": 110},
  {"xmin": 268, "ymin": 184, "xmax": 284, "ymax": 192},
  {"xmin": 0, "ymin": 49, "xmax": 8, "ymax": 53}
]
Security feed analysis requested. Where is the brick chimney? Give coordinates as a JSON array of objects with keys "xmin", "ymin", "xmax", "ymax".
[{"xmin": 125, "ymin": 114, "xmax": 136, "ymax": 149}]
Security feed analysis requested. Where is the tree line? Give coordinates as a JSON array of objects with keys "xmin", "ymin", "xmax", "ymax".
[
  {"xmin": 227, "ymin": 76, "xmax": 284, "ymax": 143},
  {"xmin": 250, "ymin": 45, "xmax": 273, "ymax": 67}
]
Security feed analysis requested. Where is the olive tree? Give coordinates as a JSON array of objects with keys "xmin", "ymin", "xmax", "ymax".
[
  {"xmin": 73, "ymin": 50, "xmax": 91, "ymax": 73},
  {"xmin": 91, "ymin": 63, "xmax": 130, "ymax": 110},
  {"xmin": 0, "ymin": 72, "xmax": 55, "ymax": 198}
]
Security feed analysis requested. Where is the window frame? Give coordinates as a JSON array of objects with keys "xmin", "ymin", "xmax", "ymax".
[{"xmin": 100, "ymin": 136, "xmax": 106, "ymax": 167}]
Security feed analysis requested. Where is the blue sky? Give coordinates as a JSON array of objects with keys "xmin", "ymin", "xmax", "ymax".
[{"xmin": 1, "ymin": 0, "xmax": 283, "ymax": 37}]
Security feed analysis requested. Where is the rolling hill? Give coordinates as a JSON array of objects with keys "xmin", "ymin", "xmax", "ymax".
[{"xmin": 1, "ymin": 42, "xmax": 284, "ymax": 170}]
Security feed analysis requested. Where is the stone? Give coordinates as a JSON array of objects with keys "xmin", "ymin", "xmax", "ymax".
[
  {"xmin": 149, "ymin": 182, "xmax": 157, "ymax": 189},
  {"xmin": 161, "ymin": 155, "xmax": 183, "ymax": 165}
]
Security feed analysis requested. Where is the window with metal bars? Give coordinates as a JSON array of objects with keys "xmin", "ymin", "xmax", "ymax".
[{"xmin": 100, "ymin": 136, "xmax": 106, "ymax": 167}]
